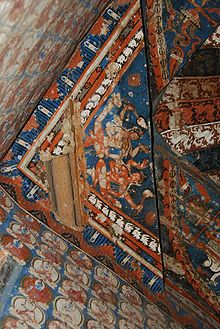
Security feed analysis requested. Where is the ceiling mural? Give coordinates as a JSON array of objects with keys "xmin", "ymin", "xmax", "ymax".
[
  {"xmin": 146, "ymin": 0, "xmax": 220, "ymax": 98},
  {"xmin": 0, "ymin": 0, "xmax": 220, "ymax": 328},
  {"xmin": 153, "ymin": 27, "xmax": 220, "ymax": 186},
  {"xmin": 144, "ymin": 0, "xmax": 220, "ymax": 323},
  {"xmin": 0, "ymin": 0, "xmax": 164, "ymax": 294},
  {"xmin": 0, "ymin": 0, "xmax": 109, "ymax": 159}
]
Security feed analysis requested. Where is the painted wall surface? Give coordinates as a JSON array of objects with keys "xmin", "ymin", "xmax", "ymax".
[
  {"xmin": 0, "ymin": 0, "xmax": 109, "ymax": 159},
  {"xmin": 0, "ymin": 187, "xmax": 183, "ymax": 329},
  {"xmin": 0, "ymin": 189, "xmax": 219, "ymax": 328},
  {"xmin": 0, "ymin": 0, "xmax": 220, "ymax": 328},
  {"xmin": 0, "ymin": 0, "xmax": 164, "ymax": 295},
  {"xmin": 144, "ymin": 0, "xmax": 220, "ymax": 322}
]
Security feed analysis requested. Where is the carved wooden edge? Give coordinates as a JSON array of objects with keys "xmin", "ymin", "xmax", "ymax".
[
  {"xmin": 69, "ymin": 100, "xmax": 88, "ymax": 227},
  {"xmin": 44, "ymin": 100, "xmax": 88, "ymax": 229}
]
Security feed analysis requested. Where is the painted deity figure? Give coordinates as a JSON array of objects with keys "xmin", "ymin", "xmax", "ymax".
[
  {"xmin": 95, "ymin": 266, "xmax": 118, "ymax": 291},
  {"xmin": 120, "ymin": 301, "xmax": 144, "ymax": 326},
  {"xmin": 22, "ymin": 276, "xmax": 52, "ymax": 304},
  {"xmin": 10, "ymin": 297, "xmax": 45, "ymax": 327},
  {"xmin": 2, "ymin": 235, "xmax": 31, "ymax": 263},
  {"xmin": 53, "ymin": 297, "xmax": 83, "ymax": 327},
  {"xmin": 121, "ymin": 285, "xmax": 142, "ymax": 307},
  {"xmin": 42, "ymin": 231, "xmax": 67, "ymax": 253},
  {"xmin": 30, "ymin": 258, "xmax": 60, "ymax": 288},
  {"xmin": 92, "ymin": 282, "xmax": 117, "ymax": 306},
  {"xmin": 67, "ymin": 250, "xmax": 93, "ymax": 272},
  {"xmin": 89, "ymin": 298, "xmax": 115, "ymax": 327},
  {"xmin": 93, "ymin": 158, "xmax": 148, "ymax": 211},
  {"xmin": 8, "ymin": 223, "xmax": 37, "ymax": 246},
  {"xmin": 3, "ymin": 317, "xmax": 30, "ymax": 329},
  {"xmin": 65, "ymin": 262, "xmax": 90, "ymax": 286},
  {"xmin": 85, "ymin": 93, "xmax": 151, "ymax": 211},
  {"xmin": 37, "ymin": 244, "xmax": 62, "ymax": 265},
  {"xmin": 84, "ymin": 93, "xmax": 149, "ymax": 161},
  {"xmin": 60, "ymin": 279, "xmax": 87, "ymax": 304}
]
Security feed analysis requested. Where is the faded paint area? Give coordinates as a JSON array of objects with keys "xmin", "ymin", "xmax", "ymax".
[
  {"xmin": 0, "ymin": 0, "xmax": 109, "ymax": 159},
  {"xmin": 0, "ymin": 0, "xmax": 220, "ymax": 328},
  {"xmin": 145, "ymin": 0, "xmax": 220, "ymax": 322},
  {"xmin": 145, "ymin": 0, "xmax": 219, "ymax": 98},
  {"xmin": 0, "ymin": 188, "xmax": 183, "ymax": 329}
]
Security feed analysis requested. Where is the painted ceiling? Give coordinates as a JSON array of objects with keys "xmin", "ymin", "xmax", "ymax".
[{"xmin": 0, "ymin": 0, "xmax": 220, "ymax": 328}]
